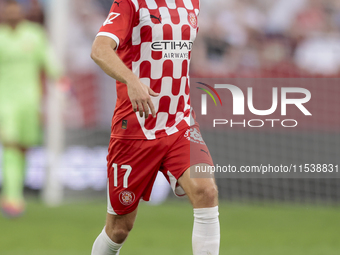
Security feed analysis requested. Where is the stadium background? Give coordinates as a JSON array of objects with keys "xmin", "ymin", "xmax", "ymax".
[{"xmin": 0, "ymin": 0, "xmax": 339, "ymax": 254}]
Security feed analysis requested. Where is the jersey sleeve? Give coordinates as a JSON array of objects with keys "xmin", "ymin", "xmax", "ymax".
[{"xmin": 97, "ymin": 0, "xmax": 136, "ymax": 49}]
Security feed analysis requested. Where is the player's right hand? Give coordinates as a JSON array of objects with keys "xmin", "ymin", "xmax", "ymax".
[{"xmin": 126, "ymin": 79, "xmax": 159, "ymax": 119}]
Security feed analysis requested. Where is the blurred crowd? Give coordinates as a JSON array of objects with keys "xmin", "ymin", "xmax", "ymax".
[
  {"xmin": 2, "ymin": 0, "xmax": 340, "ymax": 77},
  {"xmin": 192, "ymin": 0, "xmax": 340, "ymax": 77},
  {"xmin": 1, "ymin": 0, "xmax": 340, "ymax": 127}
]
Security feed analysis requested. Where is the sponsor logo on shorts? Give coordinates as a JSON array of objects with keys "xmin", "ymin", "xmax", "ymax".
[
  {"xmin": 201, "ymin": 149, "xmax": 209, "ymax": 155},
  {"xmin": 184, "ymin": 127, "xmax": 206, "ymax": 145},
  {"xmin": 119, "ymin": 190, "xmax": 135, "ymax": 206}
]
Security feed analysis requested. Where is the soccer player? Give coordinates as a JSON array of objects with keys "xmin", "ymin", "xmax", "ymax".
[
  {"xmin": 91, "ymin": 0, "xmax": 220, "ymax": 254},
  {"xmin": 0, "ymin": 0, "xmax": 59, "ymax": 217}
]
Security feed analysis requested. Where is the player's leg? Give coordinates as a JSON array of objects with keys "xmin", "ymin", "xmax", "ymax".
[
  {"xmin": 92, "ymin": 210, "xmax": 138, "ymax": 255},
  {"xmin": 162, "ymin": 126, "xmax": 220, "ymax": 255},
  {"xmin": 178, "ymin": 167, "xmax": 220, "ymax": 255},
  {"xmin": 92, "ymin": 138, "xmax": 165, "ymax": 254},
  {"xmin": 0, "ymin": 106, "xmax": 27, "ymax": 217},
  {"xmin": 1, "ymin": 143, "xmax": 26, "ymax": 217},
  {"xmin": 178, "ymin": 165, "xmax": 218, "ymax": 208}
]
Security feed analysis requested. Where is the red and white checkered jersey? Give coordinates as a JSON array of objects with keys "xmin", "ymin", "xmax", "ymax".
[{"xmin": 97, "ymin": 0, "xmax": 199, "ymax": 140}]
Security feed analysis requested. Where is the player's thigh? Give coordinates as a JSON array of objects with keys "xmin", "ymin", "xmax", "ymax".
[
  {"xmin": 178, "ymin": 165, "xmax": 218, "ymax": 208},
  {"xmin": 161, "ymin": 125, "xmax": 217, "ymax": 204},
  {"xmin": 106, "ymin": 138, "xmax": 166, "ymax": 215}
]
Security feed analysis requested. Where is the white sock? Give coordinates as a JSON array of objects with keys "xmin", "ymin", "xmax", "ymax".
[
  {"xmin": 192, "ymin": 206, "xmax": 220, "ymax": 255},
  {"xmin": 91, "ymin": 227, "xmax": 124, "ymax": 255}
]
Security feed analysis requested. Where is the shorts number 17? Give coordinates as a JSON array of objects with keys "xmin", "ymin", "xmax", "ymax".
[{"xmin": 112, "ymin": 163, "xmax": 132, "ymax": 188}]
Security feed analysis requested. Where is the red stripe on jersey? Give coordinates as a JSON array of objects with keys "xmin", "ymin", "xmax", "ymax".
[
  {"xmin": 155, "ymin": 0, "xmax": 167, "ymax": 8},
  {"xmin": 171, "ymin": 79, "xmax": 182, "ymax": 96},
  {"xmin": 185, "ymin": 78, "xmax": 190, "ymax": 95},
  {"xmin": 163, "ymin": 60, "xmax": 174, "ymax": 77},
  {"xmin": 163, "ymin": 24, "xmax": 173, "ymax": 40},
  {"xmin": 140, "ymin": 61, "xmax": 151, "ymax": 78},
  {"xmin": 176, "ymin": 0, "xmax": 186, "ymax": 8},
  {"xmin": 182, "ymin": 25, "xmax": 191, "ymax": 40},
  {"xmin": 192, "ymin": 0, "xmax": 200, "ymax": 10},
  {"xmin": 134, "ymin": 9, "xmax": 140, "ymax": 27},
  {"xmin": 184, "ymin": 108, "xmax": 190, "ymax": 117},
  {"xmin": 168, "ymin": 9, "xmax": 180, "ymax": 25},
  {"xmin": 166, "ymin": 114, "xmax": 176, "ymax": 127},
  {"xmin": 177, "ymin": 95, "xmax": 185, "ymax": 112},
  {"xmin": 145, "ymin": 115, "xmax": 157, "ymax": 130},
  {"xmin": 132, "ymin": 44, "xmax": 141, "ymax": 62},
  {"xmin": 152, "ymin": 79, "xmax": 162, "ymax": 94},
  {"xmin": 155, "ymin": 129, "xmax": 167, "ymax": 138},
  {"xmin": 141, "ymin": 26, "xmax": 152, "ymax": 43},
  {"xmin": 152, "ymin": 51, "xmax": 163, "ymax": 60},
  {"xmin": 158, "ymin": 96, "xmax": 171, "ymax": 113},
  {"xmin": 182, "ymin": 60, "xmax": 188, "ymax": 77}
]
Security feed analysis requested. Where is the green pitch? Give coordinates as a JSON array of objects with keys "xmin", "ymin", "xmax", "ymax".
[{"xmin": 0, "ymin": 199, "xmax": 339, "ymax": 255}]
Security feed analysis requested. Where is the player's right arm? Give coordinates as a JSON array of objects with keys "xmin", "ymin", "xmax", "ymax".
[
  {"xmin": 91, "ymin": 37, "xmax": 158, "ymax": 119},
  {"xmin": 91, "ymin": 0, "xmax": 158, "ymax": 119}
]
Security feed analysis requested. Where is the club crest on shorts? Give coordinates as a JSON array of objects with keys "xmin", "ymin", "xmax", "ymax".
[
  {"xmin": 188, "ymin": 12, "xmax": 197, "ymax": 29},
  {"xmin": 119, "ymin": 191, "xmax": 135, "ymax": 206},
  {"xmin": 184, "ymin": 128, "xmax": 206, "ymax": 145}
]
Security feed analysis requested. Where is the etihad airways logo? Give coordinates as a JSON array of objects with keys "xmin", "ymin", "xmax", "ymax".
[{"xmin": 151, "ymin": 40, "xmax": 193, "ymax": 59}]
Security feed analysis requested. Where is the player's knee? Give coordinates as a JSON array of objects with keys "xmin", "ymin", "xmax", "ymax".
[
  {"xmin": 111, "ymin": 228, "xmax": 130, "ymax": 243},
  {"xmin": 205, "ymin": 184, "xmax": 219, "ymax": 201},
  {"xmin": 106, "ymin": 221, "xmax": 134, "ymax": 244},
  {"xmin": 105, "ymin": 226, "xmax": 132, "ymax": 244},
  {"xmin": 193, "ymin": 183, "xmax": 218, "ymax": 203}
]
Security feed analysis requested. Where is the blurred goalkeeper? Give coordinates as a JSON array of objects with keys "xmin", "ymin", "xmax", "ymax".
[
  {"xmin": 0, "ymin": 0, "xmax": 59, "ymax": 217},
  {"xmin": 91, "ymin": 0, "xmax": 220, "ymax": 254}
]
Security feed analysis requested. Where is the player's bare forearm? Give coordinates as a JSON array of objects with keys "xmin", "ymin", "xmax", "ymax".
[
  {"xmin": 91, "ymin": 36, "xmax": 158, "ymax": 118},
  {"xmin": 91, "ymin": 36, "xmax": 137, "ymax": 85}
]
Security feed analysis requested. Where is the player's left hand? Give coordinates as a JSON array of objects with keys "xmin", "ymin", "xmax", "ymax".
[{"xmin": 127, "ymin": 78, "xmax": 159, "ymax": 119}]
